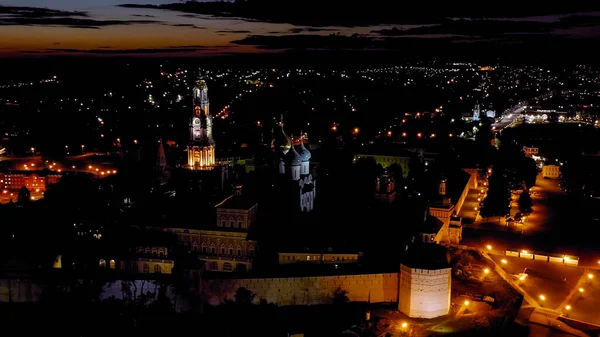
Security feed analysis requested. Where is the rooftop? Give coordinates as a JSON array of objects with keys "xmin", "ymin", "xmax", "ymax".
[
  {"xmin": 401, "ymin": 243, "xmax": 451, "ymax": 270},
  {"xmin": 215, "ymin": 195, "xmax": 257, "ymax": 210}
]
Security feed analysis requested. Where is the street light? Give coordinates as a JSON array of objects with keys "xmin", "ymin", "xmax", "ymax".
[
  {"xmin": 401, "ymin": 322, "xmax": 408, "ymax": 329},
  {"xmin": 588, "ymin": 273, "xmax": 594, "ymax": 279},
  {"xmin": 579, "ymin": 288, "xmax": 584, "ymax": 293},
  {"xmin": 565, "ymin": 305, "xmax": 571, "ymax": 311},
  {"xmin": 464, "ymin": 300, "xmax": 470, "ymax": 306},
  {"xmin": 484, "ymin": 268, "xmax": 490, "ymax": 274},
  {"xmin": 501, "ymin": 259, "xmax": 507, "ymax": 264},
  {"xmin": 486, "ymin": 245, "xmax": 492, "ymax": 251},
  {"xmin": 539, "ymin": 295, "xmax": 546, "ymax": 301}
]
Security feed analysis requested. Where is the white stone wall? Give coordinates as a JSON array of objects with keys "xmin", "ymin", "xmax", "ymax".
[
  {"xmin": 399, "ymin": 264, "xmax": 451, "ymax": 319},
  {"xmin": 201, "ymin": 273, "xmax": 399, "ymax": 306}
]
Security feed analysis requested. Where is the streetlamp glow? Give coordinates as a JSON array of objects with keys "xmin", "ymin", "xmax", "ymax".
[
  {"xmin": 486, "ymin": 245, "xmax": 492, "ymax": 250},
  {"xmin": 579, "ymin": 288, "xmax": 584, "ymax": 293},
  {"xmin": 501, "ymin": 259, "xmax": 507, "ymax": 264},
  {"xmin": 484, "ymin": 268, "xmax": 490, "ymax": 274},
  {"xmin": 588, "ymin": 273, "xmax": 594, "ymax": 279},
  {"xmin": 401, "ymin": 322, "xmax": 408, "ymax": 329},
  {"xmin": 464, "ymin": 300, "xmax": 470, "ymax": 306},
  {"xmin": 566, "ymin": 305, "xmax": 571, "ymax": 311},
  {"xmin": 539, "ymin": 295, "xmax": 545, "ymax": 301}
]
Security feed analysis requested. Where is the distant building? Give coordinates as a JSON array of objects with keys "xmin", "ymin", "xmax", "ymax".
[
  {"xmin": 399, "ymin": 243, "xmax": 451, "ymax": 319},
  {"xmin": 163, "ymin": 190, "xmax": 258, "ymax": 272},
  {"xmin": 523, "ymin": 146, "xmax": 539, "ymax": 158},
  {"xmin": 278, "ymin": 248, "xmax": 361, "ymax": 265},
  {"xmin": 542, "ymin": 164, "xmax": 560, "ymax": 179},
  {"xmin": 0, "ymin": 170, "xmax": 62, "ymax": 192},
  {"xmin": 375, "ymin": 170, "xmax": 396, "ymax": 204}
]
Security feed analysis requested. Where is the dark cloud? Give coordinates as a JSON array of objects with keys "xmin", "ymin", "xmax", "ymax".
[
  {"xmin": 0, "ymin": 5, "xmax": 158, "ymax": 28},
  {"xmin": 216, "ymin": 30, "xmax": 251, "ymax": 33},
  {"xmin": 288, "ymin": 27, "xmax": 338, "ymax": 33},
  {"xmin": 47, "ymin": 45, "xmax": 226, "ymax": 54},
  {"xmin": 167, "ymin": 23, "xmax": 206, "ymax": 29},
  {"xmin": 131, "ymin": 14, "xmax": 156, "ymax": 18},
  {"xmin": 119, "ymin": 2, "xmax": 600, "ymax": 27},
  {"xmin": 232, "ymin": 34, "xmax": 378, "ymax": 50},
  {"xmin": 373, "ymin": 15, "xmax": 600, "ymax": 37},
  {"xmin": 0, "ymin": 6, "xmax": 87, "ymax": 18}
]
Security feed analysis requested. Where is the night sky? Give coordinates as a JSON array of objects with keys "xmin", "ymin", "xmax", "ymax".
[{"xmin": 2, "ymin": 1, "xmax": 600, "ymax": 57}]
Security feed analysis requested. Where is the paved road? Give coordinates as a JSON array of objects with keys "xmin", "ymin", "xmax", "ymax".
[{"xmin": 489, "ymin": 254, "xmax": 600, "ymax": 326}]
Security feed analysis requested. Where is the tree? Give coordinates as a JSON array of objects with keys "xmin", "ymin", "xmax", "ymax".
[
  {"xmin": 234, "ymin": 287, "xmax": 255, "ymax": 305},
  {"xmin": 387, "ymin": 163, "xmax": 404, "ymax": 186},
  {"xmin": 520, "ymin": 157, "xmax": 538, "ymax": 189},
  {"xmin": 480, "ymin": 173, "xmax": 510, "ymax": 219},
  {"xmin": 332, "ymin": 287, "xmax": 349, "ymax": 305},
  {"xmin": 518, "ymin": 190, "xmax": 533, "ymax": 214},
  {"xmin": 17, "ymin": 186, "xmax": 30, "ymax": 204}
]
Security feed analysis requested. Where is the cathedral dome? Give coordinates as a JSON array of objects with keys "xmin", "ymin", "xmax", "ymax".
[
  {"xmin": 272, "ymin": 125, "xmax": 292, "ymax": 154},
  {"xmin": 284, "ymin": 144, "xmax": 301, "ymax": 166},
  {"xmin": 297, "ymin": 141, "xmax": 311, "ymax": 162}
]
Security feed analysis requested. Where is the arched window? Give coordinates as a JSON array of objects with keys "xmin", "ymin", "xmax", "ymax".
[
  {"xmin": 210, "ymin": 261, "xmax": 218, "ymax": 270},
  {"xmin": 228, "ymin": 245, "xmax": 233, "ymax": 256},
  {"xmin": 220, "ymin": 217, "xmax": 226, "ymax": 227},
  {"xmin": 237, "ymin": 217, "xmax": 242, "ymax": 228},
  {"xmin": 201, "ymin": 243, "xmax": 207, "ymax": 253},
  {"xmin": 192, "ymin": 241, "xmax": 198, "ymax": 252},
  {"xmin": 220, "ymin": 244, "xmax": 226, "ymax": 255},
  {"xmin": 154, "ymin": 264, "xmax": 162, "ymax": 273},
  {"xmin": 210, "ymin": 244, "xmax": 216, "ymax": 254},
  {"xmin": 159, "ymin": 250, "xmax": 164, "ymax": 258},
  {"xmin": 249, "ymin": 246, "xmax": 255, "ymax": 257},
  {"xmin": 99, "ymin": 259, "xmax": 106, "ymax": 268},
  {"xmin": 143, "ymin": 264, "xmax": 149, "ymax": 273},
  {"xmin": 236, "ymin": 245, "xmax": 242, "ymax": 256},
  {"xmin": 223, "ymin": 262, "xmax": 232, "ymax": 271}
]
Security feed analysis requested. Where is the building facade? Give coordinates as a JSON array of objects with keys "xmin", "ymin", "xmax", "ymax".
[
  {"xmin": 164, "ymin": 194, "xmax": 258, "ymax": 272},
  {"xmin": 278, "ymin": 251, "xmax": 360, "ymax": 265},
  {"xmin": 542, "ymin": 164, "xmax": 560, "ymax": 179},
  {"xmin": 0, "ymin": 171, "xmax": 62, "ymax": 192},
  {"xmin": 187, "ymin": 76, "xmax": 215, "ymax": 170}
]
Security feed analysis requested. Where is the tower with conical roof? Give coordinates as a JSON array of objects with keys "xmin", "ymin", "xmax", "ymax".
[
  {"xmin": 156, "ymin": 139, "xmax": 167, "ymax": 173},
  {"xmin": 187, "ymin": 75, "xmax": 215, "ymax": 170}
]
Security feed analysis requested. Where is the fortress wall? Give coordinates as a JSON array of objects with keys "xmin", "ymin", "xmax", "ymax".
[{"xmin": 201, "ymin": 273, "xmax": 399, "ymax": 306}]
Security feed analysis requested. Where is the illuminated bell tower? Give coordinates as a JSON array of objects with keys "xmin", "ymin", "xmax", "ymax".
[{"xmin": 187, "ymin": 76, "xmax": 215, "ymax": 170}]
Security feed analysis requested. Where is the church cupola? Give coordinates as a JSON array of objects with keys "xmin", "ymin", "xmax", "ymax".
[
  {"xmin": 272, "ymin": 117, "xmax": 292, "ymax": 155},
  {"xmin": 284, "ymin": 140, "xmax": 301, "ymax": 181},
  {"xmin": 297, "ymin": 138, "xmax": 311, "ymax": 176}
]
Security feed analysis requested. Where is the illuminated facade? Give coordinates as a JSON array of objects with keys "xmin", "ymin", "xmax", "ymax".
[
  {"xmin": 0, "ymin": 171, "xmax": 61, "ymax": 192},
  {"xmin": 164, "ymin": 192, "xmax": 258, "ymax": 272},
  {"xmin": 399, "ymin": 244, "xmax": 451, "ymax": 319},
  {"xmin": 187, "ymin": 77, "xmax": 215, "ymax": 170}
]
